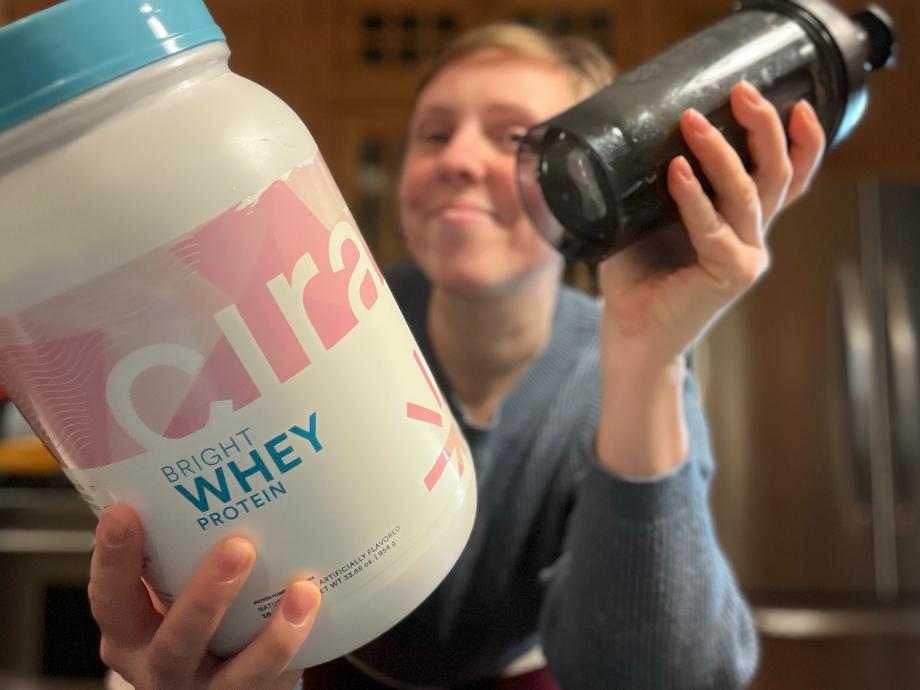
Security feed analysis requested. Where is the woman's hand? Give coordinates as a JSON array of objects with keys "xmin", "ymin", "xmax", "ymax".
[
  {"xmin": 89, "ymin": 503, "xmax": 320, "ymax": 690},
  {"xmin": 598, "ymin": 81, "xmax": 826, "ymax": 368},
  {"xmin": 594, "ymin": 81, "xmax": 825, "ymax": 477}
]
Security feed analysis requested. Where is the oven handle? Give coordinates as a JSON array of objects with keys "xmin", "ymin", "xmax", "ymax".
[
  {"xmin": 885, "ymin": 263, "xmax": 920, "ymax": 504},
  {"xmin": 833, "ymin": 263, "xmax": 874, "ymax": 505},
  {"xmin": 0, "ymin": 528, "xmax": 95, "ymax": 554}
]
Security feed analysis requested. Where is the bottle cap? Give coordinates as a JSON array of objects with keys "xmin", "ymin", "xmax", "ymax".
[
  {"xmin": 0, "ymin": 0, "xmax": 225, "ymax": 132},
  {"xmin": 853, "ymin": 4, "xmax": 897, "ymax": 71}
]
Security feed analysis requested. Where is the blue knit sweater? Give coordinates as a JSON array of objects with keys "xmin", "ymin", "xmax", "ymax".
[{"xmin": 349, "ymin": 263, "xmax": 758, "ymax": 689}]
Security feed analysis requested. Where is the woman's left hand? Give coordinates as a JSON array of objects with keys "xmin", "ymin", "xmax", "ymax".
[{"xmin": 598, "ymin": 81, "xmax": 826, "ymax": 367}]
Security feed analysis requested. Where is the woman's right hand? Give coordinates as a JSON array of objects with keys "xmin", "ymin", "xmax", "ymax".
[{"xmin": 89, "ymin": 503, "xmax": 320, "ymax": 690}]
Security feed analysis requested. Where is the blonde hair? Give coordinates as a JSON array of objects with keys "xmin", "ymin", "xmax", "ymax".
[{"xmin": 417, "ymin": 23, "xmax": 615, "ymax": 100}]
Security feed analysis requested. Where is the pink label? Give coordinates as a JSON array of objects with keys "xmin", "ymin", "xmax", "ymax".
[{"xmin": 0, "ymin": 159, "xmax": 386, "ymax": 469}]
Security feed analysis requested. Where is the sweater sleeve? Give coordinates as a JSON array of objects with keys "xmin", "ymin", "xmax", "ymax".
[{"xmin": 539, "ymin": 370, "xmax": 759, "ymax": 690}]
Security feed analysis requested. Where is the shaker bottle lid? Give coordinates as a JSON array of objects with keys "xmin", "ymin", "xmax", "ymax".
[{"xmin": 0, "ymin": 0, "xmax": 225, "ymax": 133}]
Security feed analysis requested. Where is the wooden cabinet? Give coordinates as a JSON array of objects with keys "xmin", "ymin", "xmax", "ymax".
[
  {"xmin": 479, "ymin": 0, "xmax": 620, "ymax": 57},
  {"xmin": 204, "ymin": 0, "xmax": 335, "ymax": 152},
  {"xmin": 320, "ymin": 0, "xmax": 478, "ymax": 105},
  {"xmin": 0, "ymin": 0, "xmax": 61, "ymax": 25},
  {"xmin": 330, "ymin": 105, "xmax": 413, "ymax": 265},
  {"xmin": 626, "ymin": 0, "xmax": 733, "ymax": 65}
]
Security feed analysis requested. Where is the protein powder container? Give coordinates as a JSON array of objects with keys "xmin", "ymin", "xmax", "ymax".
[{"xmin": 0, "ymin": 0, "xmax": 476, "ymax": 668}]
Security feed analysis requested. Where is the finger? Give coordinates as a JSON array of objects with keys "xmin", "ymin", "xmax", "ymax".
[
  {"xmin": 145, "ymin": 536, "xmax": 256, "ymax": 686},
  {"xmin": 679, "ymin": 108, "xmax": 762, "ymax": 247},
  {"xmin": 215, "ymin": 579, "xmax": 321, "ymax": 689},
  {"xmin": 786, "ymin": 99, "xmax": 826, "ymax": 202},
  {"xmin": 667, "ymin": 155, "xmax": 764, "ymax": 292},
  {"xmin": 729, "ymin": 81, "xmax": 793, "ymax": 221},
  {"xmin": 89, "ymin": 504, "xmax": 161, "ymax": 650}
]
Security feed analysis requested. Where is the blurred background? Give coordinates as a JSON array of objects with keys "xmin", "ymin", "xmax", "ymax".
[{"xmin": 1, "ymin": 0, "xmax": 918, "ymax": 688}]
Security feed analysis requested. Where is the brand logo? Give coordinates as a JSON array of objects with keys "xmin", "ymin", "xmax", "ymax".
[
  {"xmin": 106, "ymin": 186, "xmax": 383, "ymax": 452},
  {"xmin": 0, "ymin": 162, "xmax": 388, "ymax": 468}
]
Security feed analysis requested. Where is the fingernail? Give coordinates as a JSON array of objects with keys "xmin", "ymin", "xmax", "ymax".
[
  {"xmin": 687, "ymin": 109, "xmax": 712, "ymax": 135},
  {"xmin": 282, "ymin": 580, "xmax": 317, "ymax": 627},
  {"xmin": 216, "ymin": 537, "xmax": 254, "ymax": 583},
  {"xmin": 674, "ymin": 156, "xmax": 695, "ymax": 184},
  {"xmin": 740, "ymin": 80, "xmax": 763, "ymax": 107},
  {"xmin": 99, "ymin": 512, "xmax": 129, "ymax": 548},
  {"xmin": 798, "ymin": 99, "xmax": 818, "ymax": 125}
]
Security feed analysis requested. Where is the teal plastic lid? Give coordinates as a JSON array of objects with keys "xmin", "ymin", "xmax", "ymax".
[{"xmin": 0, "ymin": 0, "xmax": 225, "ymax": 133}]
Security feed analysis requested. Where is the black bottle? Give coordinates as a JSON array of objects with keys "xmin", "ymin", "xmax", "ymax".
[{"xmin": 516, "ymin": 0, "xmax": 897, "ymax": 263}]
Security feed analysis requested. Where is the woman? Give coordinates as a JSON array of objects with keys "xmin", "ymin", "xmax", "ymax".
[{"xmin": 89, "ymin": 24, "xmax": 826, "ymax": 690}]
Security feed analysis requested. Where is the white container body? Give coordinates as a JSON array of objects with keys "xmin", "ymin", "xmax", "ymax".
[{"xmin": 0, "ymin": 42, "xmax": 476, "ymax": 668}]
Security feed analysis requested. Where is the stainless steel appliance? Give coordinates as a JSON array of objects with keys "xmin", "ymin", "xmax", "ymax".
[{"xmin": 699, "ymin": 174, "xmax": 920, "ymax": 688}]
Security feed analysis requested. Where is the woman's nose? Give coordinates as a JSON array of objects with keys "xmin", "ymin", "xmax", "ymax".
[{"xmin": 437, "ymin": 126, "xmax": 489, "ymax": 184}]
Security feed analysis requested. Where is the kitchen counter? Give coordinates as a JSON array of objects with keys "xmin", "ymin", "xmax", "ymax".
[{"xmin": 0, "ymin": 437, "xmax": 58, "ymax": 474}]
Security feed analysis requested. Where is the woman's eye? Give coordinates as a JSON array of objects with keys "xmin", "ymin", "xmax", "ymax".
[
  {"xmin": 497, "ymin": 129, "xmax": 527, "ymax": 150},
  {"xmin": 417, "ymin": 130, "xmax": 451, "ymax": 144}
]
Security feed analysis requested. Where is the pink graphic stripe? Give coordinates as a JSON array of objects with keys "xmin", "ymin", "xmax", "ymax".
[
  {"xmin": 423, "ymin": 424, "xmax": 466, "ymax": 491},
  {"xmin": 412, "ymin": 350, "xmax": 442, "ymax": 408},
  {"xmin": 449, "ymin": 425, "xmax": 465, "ymax": 477},
  {"xmin": 455, "ymin": 444, "xmax": 465, "ymax": 476},
  {"xmin": 406, "ymin": 403, "xmax": 442, "ymax": 426},
  {"xmin": 424, "ymin": 448, "xmax": 452, "ymax": 491}
]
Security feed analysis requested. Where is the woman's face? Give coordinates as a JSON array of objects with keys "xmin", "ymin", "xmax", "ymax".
[{"xmin": 399, "ymin": 50, "xmax": 580, "ymax": 295}]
